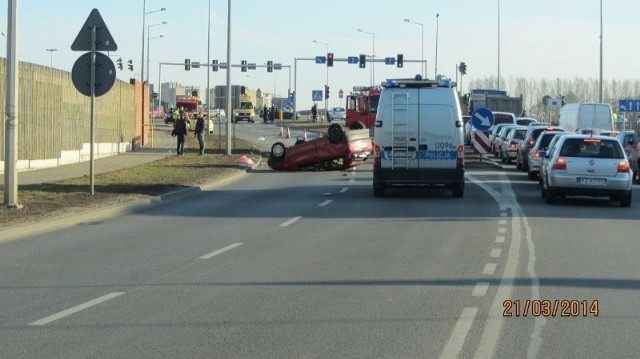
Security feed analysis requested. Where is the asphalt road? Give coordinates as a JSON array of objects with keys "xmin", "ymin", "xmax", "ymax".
[{"xmin": 1, "ymin": 125, "xmax": 639, "ymax": 358}]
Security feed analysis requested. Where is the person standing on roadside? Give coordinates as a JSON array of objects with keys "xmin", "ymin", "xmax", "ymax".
[
  {"xmin": 174, "ymin": 112, "xmax": 189, "ymax": 155},
  {"xmin": 311, "ymin": 103, "xmax": 318, "ymax": 122},
  {"xmin": 194, "ymin": 111, "xmax": 206, "ymax": 155}
]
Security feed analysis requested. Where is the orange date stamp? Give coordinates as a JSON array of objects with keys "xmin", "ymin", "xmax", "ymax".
[{"xmin": 503, "ymin": 299, "xmax": 599, "ymax": 317}]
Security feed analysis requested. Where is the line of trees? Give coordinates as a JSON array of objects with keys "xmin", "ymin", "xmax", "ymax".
[{"xmin": 468, "ymin": 76, "xmax": 640, "ymax": 123}]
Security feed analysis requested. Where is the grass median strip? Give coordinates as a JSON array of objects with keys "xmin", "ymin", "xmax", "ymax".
[{"xmin": 1, "ymin": 135, "xmax": 260, "ymax": 229}]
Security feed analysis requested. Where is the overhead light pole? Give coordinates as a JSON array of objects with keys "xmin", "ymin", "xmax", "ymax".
[
  {"xmin": 45, "ymin": 48, "xmax": 57, "ymax": 68},
  {"xmin": 599, "ymin": 0, "xmax": 603, "ymax": 103},
  {"xmin": 357, "ymin": 28, "xmax": 375, "ymax": 86},
  {"xmin": 497, "ymin": 0, "xmax": 501, "ymax": 90},
  {"xmin": 435, "ymin": 13, "xmax": 440, "ymax": 78},
  {"xmin": 140, "ymin": 2, "xmax": 166, "ymax": 147},
  {"xmin": 146, "ymin": 21, "xmax": 166, "ymax": 86},
  {"xmin": 404, "ymin": 18, "xmax": 424, "ymax": 78},
  {"xmin": 313, "ymin": 39, "xmax": 329, "ymax": 120}
]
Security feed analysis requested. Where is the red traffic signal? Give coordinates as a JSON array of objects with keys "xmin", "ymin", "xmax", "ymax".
[{"xmin": 327, "ymin": 52, "xmax": 334, "ymax": 67}]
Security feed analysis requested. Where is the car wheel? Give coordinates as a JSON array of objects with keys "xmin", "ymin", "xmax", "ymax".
[
  {"xmin": 522, "ymin": 158, "xmax": 529, "ymax": 172},
  {"xmin": 328, "ymin": 123, "xmax": 345, "ymax": 144},
  {"xmin": 452, "ymin": 182, "xmax": 464, "ymax": 198},
  {"xmin": 540, "ymin": 182, "xmax": 547, "ymax": 199},
  {"xmin": 620, "ymin": 191, "xmax": 632, "ymax": 207},
  {"xmin": 545, "ymin": 188, "xmax": 557, "ymax": 204},
  {"xmin": 294, "ymin": 139, "xmax": 305, "ymax": 146},
  {"xmin": 527, "ymin": 171, "xmax": 537, "ymax": 180},
  {"xmin": 349, "ymin": 121, "xmax": 366, "ymax": 130},
  {"xmin": 515, "ymin": 154, "xmax": 522, "ymax": 169},
  {"xmin": 270, "ymin": 142, "xmax": 286, "ymax": 162},
  {"xmin": 373, "ymin": 185, "xmax": 385, "ymax": 197}
]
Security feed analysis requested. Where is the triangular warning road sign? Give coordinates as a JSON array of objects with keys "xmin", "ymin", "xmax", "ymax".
[{"xmin": 71, "ymin": 8, "xmax": 118, "ymax": 52}]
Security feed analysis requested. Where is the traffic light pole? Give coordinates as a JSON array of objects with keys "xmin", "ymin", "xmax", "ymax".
[{"xmin": 292, "ymin": 57, "xmax": 426, "ymax": 119}]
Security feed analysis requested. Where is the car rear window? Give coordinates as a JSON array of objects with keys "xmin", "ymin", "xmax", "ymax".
[
  {"xmin": 538, "ymin": 133, "xmax": 560, "ymax": 149},
  {"xmin": 493, "ymin": 113, "xmax": 514, "ymax": 125},
  {"xmin": 559, "ymin": 138, "xmax": 624, "ymax": 159}
]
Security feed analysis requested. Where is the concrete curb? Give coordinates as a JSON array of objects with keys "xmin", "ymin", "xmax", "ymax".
[{"xmin": 0, "ymin": 156, "xmax": 262, "ymax": 243}]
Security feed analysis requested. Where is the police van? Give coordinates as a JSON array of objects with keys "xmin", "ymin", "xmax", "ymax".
[{"xmin": 372, "ymin": 77, "xmax": 465, "ymax": 197}]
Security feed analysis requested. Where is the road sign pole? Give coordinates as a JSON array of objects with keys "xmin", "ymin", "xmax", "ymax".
[{"xmin": 90, "ymin": 26, "xmax": 97, "ymax": 195}]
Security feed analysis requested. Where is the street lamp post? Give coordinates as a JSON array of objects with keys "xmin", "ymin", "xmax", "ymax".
[
  {"xmin": 45, "ymin": 48, "xmax": 57, "ymax": 68},
  {"xmin": 357, "ymin": 29, "xmax": 375, "ymax": 86},
  {"xmin": 497, "ymin": 0, "xmax": 501, "ymax": 90},
  {"xmin": 313, "ymin": 39, "xmax": 329, "ymax": 120},
  {"xmin": 141, "ymin": 2, "xmax": 166, "ymax": 147},
  {"xmin": 599, "ymin": 0, "xmax": 603, "ymax": 103},
  {"xmin": 146, "ymin": 21, "xmax": 167, "ymax": 86},
  {"xmin": 435, "ymin": 13, "xmax": 440, "ymax": 78},
  {"xmin": 404, "ymin": 19, "xmax": 424, "ymax": 78}
]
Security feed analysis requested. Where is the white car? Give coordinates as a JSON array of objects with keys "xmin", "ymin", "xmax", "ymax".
[
  {"xmin": 327, "ymin": 107, "xmax": 346, "ymax": 122},
  {"xmin": 540, "ymin": 134, "xmax": 633, "ymax": 207}
]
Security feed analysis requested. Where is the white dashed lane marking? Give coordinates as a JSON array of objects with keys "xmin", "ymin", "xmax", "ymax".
[
  {"xmin": 490, "ymin": 248, "xmax": 502, "ymax": 258},
  {"xmin": 483, "ymin": 263, "xmax": 497, "ymax": 275},
  {"xmin": 199, "ymin": 243, "xmax": 244, "ymax": 260},
  {"xmin": 279, "ymin": 216, "xmax": 302, "ymax": 227},
  {"xmin": 472, "ymin": 282, "xmax": 490, "ymax": 297},
  {"xmin": 30, "ymin": 292, "xmax": 124, "ymax": 326},
  {"xmin": 319, "ymin": 200, "xmax": 333, "ymax": 207}
]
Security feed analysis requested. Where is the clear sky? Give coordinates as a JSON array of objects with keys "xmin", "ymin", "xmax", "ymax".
[{"xmin": 1, "ymin": 0, "xmax": 638, "ymax": 111}]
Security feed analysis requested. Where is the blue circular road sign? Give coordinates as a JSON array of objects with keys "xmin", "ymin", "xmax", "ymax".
[{"xmin": 471, "ymin": 107, "xmax": 494, "ymax": 131}]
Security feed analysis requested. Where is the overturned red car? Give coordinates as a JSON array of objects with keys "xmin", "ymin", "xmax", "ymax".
[{"xmin": 268, "ymin": 124, "xmax": 373, "ymax": 171}]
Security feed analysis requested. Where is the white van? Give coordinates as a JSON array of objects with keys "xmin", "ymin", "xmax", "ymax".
[
  {"xmin": 558, "ymin": 103, "xmax": 613, "ymax": 133},
  {"xmin": 372, "ymin": 78, "xmax": 465, "ymax": 197}
]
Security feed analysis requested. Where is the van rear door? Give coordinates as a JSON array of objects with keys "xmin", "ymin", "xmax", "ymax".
[
  {"xmin": 377, "ymin": 88, "xmax": 420, "ymax": 181},
  {"xmin": 417, "ymin": 102, "xmax": 460, "ymax": 177}
]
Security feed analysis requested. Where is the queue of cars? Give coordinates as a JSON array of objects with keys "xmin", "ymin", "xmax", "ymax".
[{"xmin": 464, "ymin": 111, "xmax": 637, "ymax": 207}]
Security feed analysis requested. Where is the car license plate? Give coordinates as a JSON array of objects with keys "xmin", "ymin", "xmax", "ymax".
[{"xmin": 576, "ymin": 177, "xmax": 606, "ymax": 186}]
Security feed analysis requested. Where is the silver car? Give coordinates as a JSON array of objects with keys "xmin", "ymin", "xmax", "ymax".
[
  {"xmin": 526, "ymin": 130, "xmax": 566, "ymax": 180},
  {"xmin": 540, "ymin": 134, "xmax": 633, "ymax": 207}
]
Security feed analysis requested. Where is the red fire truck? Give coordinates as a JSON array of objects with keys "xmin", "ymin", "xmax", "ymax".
[{"xmin": 345, "ymin": 86, "xmax": 381, "ymax": 130}]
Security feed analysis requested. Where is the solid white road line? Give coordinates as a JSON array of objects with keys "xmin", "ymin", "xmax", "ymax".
[
  {"xmin": 319, "ymin": 200, "xmax": 333, "ymax": 207},
  {"xmin": 472, "ymin": 282, "xmax": 490, "ymax": 297},
  {"xmin": 439, "ymin": 307, "xmax": 478, "ymax": 359},
  {"xmin": 482, "ymin": 263, "xmax": 497, "ymax": 275},
  {"xmin": 29, "ymin": 292, "xmax": 124, "ymax": 326},
  {"xmin": 490, "ymin": 248, "xmax": 502, "ymax": 258},
  {"xmin": 199, "ymin": 243, "xmax": 244, "ymax": 260},
  {"xmin": 279, "ymin": 216, "xmax": 302, "ymax": 227}
]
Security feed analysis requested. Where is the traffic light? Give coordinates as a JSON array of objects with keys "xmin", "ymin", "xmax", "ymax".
[
  {"xmin": 459, "ymin": 62, "xmax": 467, "ymax": 75},
  {"xmin": 116, "ymin": 57, "xmax": 123, "ymax": 70},
  {"xmin": 241, "ymin": 60, "xmax": 247, "ymax": 72},
  {"xmin": 267, "ymin": 60, "xmax": 273, "ymax": 73},
  {"xmin": 396, "ymin": 54, "xmax": 403, "ymax": 68},
  {"xmin": 325, "ymin": 85, "xmax": 330, "ymax": 100},
  {"xmin": 327, "ymin": 52, "xmax": 334, "ymax": 67},
  {"xmin": 127, "ymin": 59, "xmax": 133, "ymax": 71},
  {"xmin": 212, "ymin": 59, "xmax": 218, "ymax": 71},
  {"xmin": 185, "ymin": 58, "xmax": 191, "ymax": 71},
  {"xmin": 359, "ymin": 54, "xmax": 366, "ymax": 68}
]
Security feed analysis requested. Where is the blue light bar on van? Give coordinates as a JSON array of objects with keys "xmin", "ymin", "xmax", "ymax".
[{"xmin": 382, "ymin": 78, "xmax": 457, "ymax": 88}]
